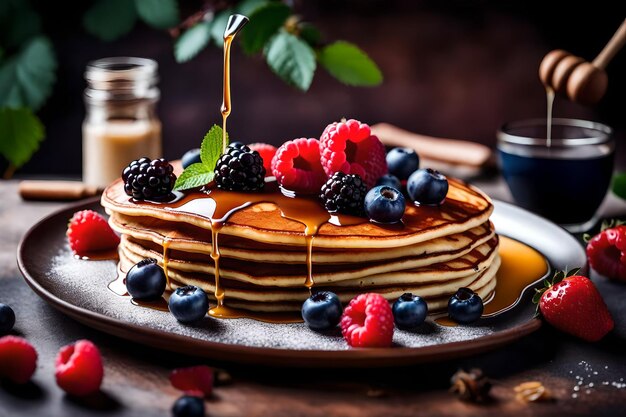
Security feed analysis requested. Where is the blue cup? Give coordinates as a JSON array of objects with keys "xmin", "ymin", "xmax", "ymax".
[{"xmin": 497, "ymin": 118, "xmax": 614, "ymax": 233}]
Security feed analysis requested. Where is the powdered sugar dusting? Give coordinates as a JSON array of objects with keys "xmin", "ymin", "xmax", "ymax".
[{"xmin": 46, "ymin": 246, "xmax": 499, "ymax": 351}]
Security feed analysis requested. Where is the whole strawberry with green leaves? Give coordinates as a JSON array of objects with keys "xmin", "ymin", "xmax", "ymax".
[{"xmin": 534, "ymin": 269, "xmax": 614, "ymax": 342}]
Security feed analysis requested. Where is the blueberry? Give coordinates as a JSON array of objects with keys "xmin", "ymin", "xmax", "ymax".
[
  {"xmin": 448, "ymin": 288, "xmax": 483, "ymax": 324},
  {"xmin": 181, "ymin": 148, "xmax": 201, "ymax": 169},
  {"xmin": 301, "ymin": 291, "xmax": 343, "ymax": 331},
  {"xmin": 386, "ymin": 147, "xmax": 420, "ymax": 180},
  {"xmin": 172, "ymin": 395, "xmax": 205, "ymax": 417},
  {"xmin": 376, "ymin": 174, "xmax": 402, "ymax": 190},
  {"xmin": 392, "ymin": 293, "xmax": 428, "ymax": 330},
  {"xmin": 126, "ymin": 258, "xmax": 167, "ymax": 300},
  {"xmin": 407, "ymin": 168, "xmax": 448, "ymax": 206},
  {"xmin": 169, "ymin": 285, "xmax": 209, "ymax": 323},
  {"xmin": 0, "ymin": 303, "xmax": 15, "ymax": 334},
  {"xmin": 364, "ymin": 185, "xmax": 406, "ymax": 224}
]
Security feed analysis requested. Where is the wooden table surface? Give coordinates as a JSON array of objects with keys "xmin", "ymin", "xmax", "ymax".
[{"xmin": 1, "ymin": 178, "xmax": 625, "ymax": 417}]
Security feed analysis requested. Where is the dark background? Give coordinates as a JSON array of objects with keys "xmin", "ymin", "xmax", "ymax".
[{"xmin": 12, "ymin": 0, "xmax": 626, "ymax": 176}]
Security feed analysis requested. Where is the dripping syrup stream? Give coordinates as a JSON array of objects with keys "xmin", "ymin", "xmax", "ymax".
[
  {"xmin": 162, "ymin": 238, "xmax": 171, "ymax": 290},
  {"xmin": 546, "ymin": 86, "xmax": 554, "ymax": 148},
  {"xmin": 221, "ymin": 35, "xmax": 232, "ymax": 153},
  {"xmin": 210, "ymin": 223, "xmax": 225, "ymax": 310}
]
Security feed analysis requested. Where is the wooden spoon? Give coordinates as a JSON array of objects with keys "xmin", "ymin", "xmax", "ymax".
[{"xmin": 539, "ymin": 19, "xmax": 626, "ymax": 105}]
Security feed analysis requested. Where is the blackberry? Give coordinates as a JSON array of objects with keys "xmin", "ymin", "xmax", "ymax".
[
  {"xmin": 214, "ymin": 143, "xmax": 265, "ymax": 191},
  {"xmin": 319, "ymin": 172, "xmax": 367, "ymax": 215},
  {"xmin": 122, "ymin": 157, "xmax": 176, "ymax": 201}
]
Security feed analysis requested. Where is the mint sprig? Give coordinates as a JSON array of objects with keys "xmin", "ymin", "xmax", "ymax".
[{"xmin": 174, "ymin": 125, "xmax": 228, "ymax": 191}]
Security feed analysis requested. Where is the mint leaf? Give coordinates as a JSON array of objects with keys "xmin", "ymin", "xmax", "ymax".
[
  {"xmin": 612, "ymin": 172, "xmax": 626, "ymax": 200},
  {"xmin": 83, "ymin": 0, "xmax": 137, "ymax": 41},
  {"xmin": 318, "ymin": 41, "xmax": 383, "ymax": 86},
  {"xmin": 0, "ymin": 36, "xmax": 57, "ymax": 111},
  {"xmin": 135, "ymin": 0, "xmax": 179, "ymax": 29},
  {"xmin": 210, "ymin": 9, "xmax": 232, "ymax": 47},
  {"xmin": 175, "ymin": 22, "xmax": 212, "ymax": 63},
  {"xmin": 0, "ymin": 107, "xmax": 44, "ymax": 168},
  {"xmin": 264, "ymin": 30, "xmax": 316, "ymax": 91},
  {"xmin": 236, "ymin": 0, "xmax": 268, "ymax": 16},
  {"xmin": 240, "ymin": 3, "xmax": 290, "ymax": 54},
  {"xmin": 174, "ymin": 163, "xmax": 214, "ymax": 191},
  {"xmin": 174, "ymin": 125, "xmax": 228, "ymax": 191},
  {"xmin": 201, "ymin": 125, "xmax": 228, "ymax": 167}
]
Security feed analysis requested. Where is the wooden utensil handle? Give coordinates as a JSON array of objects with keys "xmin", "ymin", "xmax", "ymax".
[
  {"xmin": 19, "ymin": 180, "xmax": 99, "ymax": 201},
  {"xmin": 593, "ymin": 19, "xmax": 626, "ymax": 69},
  {"xmin": 370, "ymin": 123, "xmax": 493, "ymax": 168}
]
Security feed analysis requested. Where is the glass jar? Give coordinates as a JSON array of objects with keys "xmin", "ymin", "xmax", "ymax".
[{"xmin": 83, "ymin": 57, "xmax": 162, "ymax": 188}]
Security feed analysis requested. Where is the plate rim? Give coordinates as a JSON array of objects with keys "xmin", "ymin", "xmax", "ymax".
[{"xmin": 16, "ymin": 197, "xmax": 555, "ymax": 367}]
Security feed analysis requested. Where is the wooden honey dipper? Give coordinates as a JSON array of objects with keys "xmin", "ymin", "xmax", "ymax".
[{"xmin": 539, "ymin": 19, "xmax": 626, "ymax": 105}]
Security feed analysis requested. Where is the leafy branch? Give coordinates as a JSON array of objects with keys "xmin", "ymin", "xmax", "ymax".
[{"xmin": 83, "ymin": 0, "xmax": 384, "ymax": 92}]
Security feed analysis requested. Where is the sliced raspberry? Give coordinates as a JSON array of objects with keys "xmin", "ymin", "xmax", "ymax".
[
  {"xmin": 170, "ymin": 365, "xmax": 214, "ymax": 397},
  {"xmin": 67, "ymin": 210, "xmax": 120, "ymax": 256},
  {"xmin": 55, "ymin": 340, "xmax": 104, "ymax": 396},
  {"xmin": 0, "ymin": 336, "xmax": 38, "ymax": 384},
  {"xmin": 586, "ymin": 225, "xmax": 626, "ymax": 281},
  {"xmin": 248, "ymin": 143, "xmax": 277, "ymax": 176},
  {"xmin": 271, "ymin": 138, "xmax": 327, "ymax": 194},
  {"xmin": 340, "ymin": 293, "xmax": 394, "ymax": 348},
  {"xmin": 319, "ymin": 119, "xmax": 388, "ymax": 188}
]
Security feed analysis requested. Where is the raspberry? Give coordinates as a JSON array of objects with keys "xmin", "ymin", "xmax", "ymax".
[
  {"xmin": 319, "ymin": 119, "xmax": 388, "ymax": 188},
  {"xmin": 586, "ymin": 225, "xmax": 626, "ymax": 281},
  {"xmin": 170, "ymin": 365, "xmax": 214, "ymax": 397},
  {"xmin": 122, "ymin": 157, "xmax": 177, "ymax": 201},
  {"xmin": 271, "ymin": 138, "xmax": 327, "ymax": 194},
  {"xmin": 67, "ymin": 210, "xmax": 120, "ymax": 256},
  {"xmin": 248, "ymin": 143, "xmax": 277, "ymax": 176},
  {"xmin": 340, "ymin": 293, "xmax": 394, "ymax": 348},
  {"xmin": 55, "ymin": 340, "xmax": 104, "ymax": 396},
  {"xmin": 319, "ymin": 172, "xmax": 367, "ymax": 215},
  {"xmin": 0, "ymin": 336, "xmax": 38, "ymax": 384},
  {"xmin": 214, "ymin": 143, "xmax": 265, "ymax": 191}
]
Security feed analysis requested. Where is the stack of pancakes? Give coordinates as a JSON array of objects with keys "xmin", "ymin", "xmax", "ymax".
[{"xmin": 102, "ymin": 177, "xmax": 499, "ymax": 313}]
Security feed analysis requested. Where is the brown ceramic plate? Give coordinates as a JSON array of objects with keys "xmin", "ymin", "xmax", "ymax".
[{"xmin": 17, "ymin": 198, "xmax": 585, "ymax": 368}]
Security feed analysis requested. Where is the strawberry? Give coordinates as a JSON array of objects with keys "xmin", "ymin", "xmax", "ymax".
[
  {"xmin": 586, "ymin": 224, "xmax": 626, "ymax": 281},
  {"xmin": 534, "ymin": 269, "xmax": 614, "ymax": 342},
  {"xmin": 67, "ymin": 210, "xmax": 120, "ymax": 256}
]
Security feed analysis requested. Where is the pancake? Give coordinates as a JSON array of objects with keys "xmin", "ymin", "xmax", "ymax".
[
  {"xmin": 109, "ymin": 212, "xmax": 495, "ymax": 264},
  {"xmin": 102, "ymin": 177, "xmax": 493, "ymax": 249},
  {"xmin": 102, "ymin": 168, "xmax": 499, "ymax": 316},
  {"xmin": 119, "ymin": 249, "xmax": 500, "ymax": 313}
]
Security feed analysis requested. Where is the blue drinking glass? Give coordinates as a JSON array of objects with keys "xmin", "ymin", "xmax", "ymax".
[{"xmin": 497, "ymin": 118, "xmax": 614, "ymax": 233}]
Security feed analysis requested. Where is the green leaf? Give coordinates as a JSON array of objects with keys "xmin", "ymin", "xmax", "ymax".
[
  {"xmin": 210, "ymin": 9, "xmax": 232, "ymax": 47},
  {"xmin": 135, "ymin": 0, "xmax": 179, "ymax": 29},
  {"xmin": 83, "ymin": 0, "xmax": 137, "ymax": 41},
  {"xmin": 317, "ymin": 41, "xmax": 383, "ymax": 87},
  {"xmin": 612, "ymin": 172, "xmax": 626, "ymax": 200},
  {"xmin": 0, "ymin": 107, "xmax": 44, "ymax": 168},
  {"xmin": 235, "ymin": 0, "xmax": 269, "ymax": 16},
  {"xmin": 0, "ymin": 0, "xmax": 41, "ymax": 49},
  {"xmin": 264, "ymin": 30, "xmax": 316, "ymax": 91},
  {"xmin": 174, "ymin": 125, "xmax": 228, "ymax": 190},
  {"xmin": 240, "ymin": 3, "xmax": 290, "ymax": 54},
  {"xmin": 201, "ymin": 125, "xmax": 228, "ymax": 168},
  {"xmin": 174, "ymin": 163, "xmax": 214, "ymax": 191},
  {"xmin": 174, "ymin": 22, "xmax": 212, "ymax": 63},
  {"xmin": 299, "ymin": 23, "xmax": 321, "ymax": 46},
  {"xmin": 0, "ymin": 36, "xmax": 57, "ymax": 111}
]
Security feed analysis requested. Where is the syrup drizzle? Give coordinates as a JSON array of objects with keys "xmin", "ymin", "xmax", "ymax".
[
  {"xmin": 220, "ymin": 14, "xmax": 248, "ymax": 153},
  {"xmin": 546, "ymin": 86, "xmax": 555, "ymax": 148}
]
